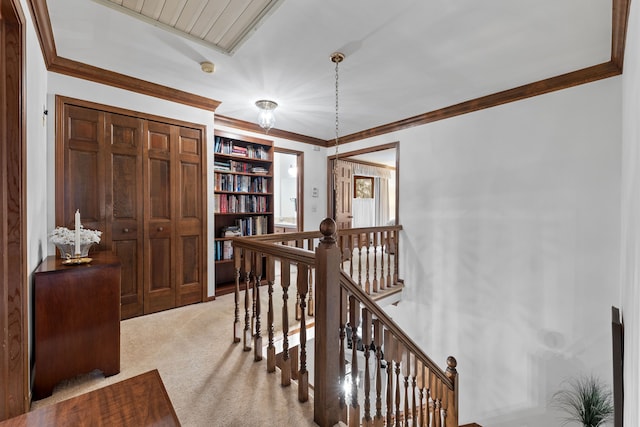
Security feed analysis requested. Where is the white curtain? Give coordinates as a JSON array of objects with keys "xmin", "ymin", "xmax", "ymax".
[
  {"xmin": 352, "ymin": 198, "xmax": 375, "ymax": 227},
  {"xmin": 343, "ymin": 161, "xmax": 392, "ymax": 226},
  {"xmin": 374, "ymin": 177, "xmax": 389, "ymax": 226}
]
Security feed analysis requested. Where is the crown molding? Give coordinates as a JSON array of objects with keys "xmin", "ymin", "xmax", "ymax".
[
  {"xmin": 332, "ymin": 61, "xmax": 621, "ymax": 145},
  {"xmin": 26, "ymin": 0, "xmax": 221, "ymax": 113},
  {"xmin": 214, "ymin": 115, "xmax": 326, "ymax": 147}
]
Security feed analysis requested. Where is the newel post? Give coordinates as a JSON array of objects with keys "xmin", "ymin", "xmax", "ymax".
[{"xmin": 314, "ymin": 218, "xmax": 345, "ymax": 427}]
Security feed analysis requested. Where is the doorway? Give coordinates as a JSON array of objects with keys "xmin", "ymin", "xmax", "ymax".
[
  {"xmin": 328, "ymin": 142, "xmax": 399, "ymax": 230},
  {"xmin": 274, "ymin": 148, "xmax": 304, "ymax": 232}
]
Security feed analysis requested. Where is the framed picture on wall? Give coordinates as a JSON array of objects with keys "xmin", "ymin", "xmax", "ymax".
[{"xmin": 354, "ymin": 176, "xmax": 374, "ymax": 198}]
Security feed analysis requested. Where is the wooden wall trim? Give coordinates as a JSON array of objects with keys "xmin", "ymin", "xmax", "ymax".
[
  {"xmin": 25, "ymin": 0, "xmax": 56, "ymax": 65},
  {"xmin": 215, "ymin": 115, "xmax": 327, "ymax": 147},
  {"xmin": 49, "ymin": 56, "xmax": 221, "ymax": 112},
  {"xmin": 1, "ymin": 0, "xmax": 28, "ymax": 418},
  {"xmin": 331, "ymin": 62, "xmax": 622, "ymax": 145},
  {"xmin": 26, "ymin": 0, "xmax": 220, "ymax": 113},
  {"xmin": 612, "ymin": 0, "xmax": 632, "ymax": 69}
]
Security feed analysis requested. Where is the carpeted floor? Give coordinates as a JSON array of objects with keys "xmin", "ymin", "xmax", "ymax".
[{"xmin": 31, "ymin": 291, "xmax": 317, "ymax": 427}]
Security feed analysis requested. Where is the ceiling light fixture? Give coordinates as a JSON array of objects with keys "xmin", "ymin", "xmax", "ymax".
[
  {"xmin": 331, "ymin": 52, "xmax": 345, "ymax": 220},
  {"xmin": 200, "ymin": 61, "xmax": 215, "ymax": 73},
  {"xmin": 255, "ymin": 99, "xmax": 278, "ymax": 133}
]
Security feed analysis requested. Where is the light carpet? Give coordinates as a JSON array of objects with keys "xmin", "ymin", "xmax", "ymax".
[{"xmin": 31, "ymin": 291, "xmax": 316, "ymax": 427}]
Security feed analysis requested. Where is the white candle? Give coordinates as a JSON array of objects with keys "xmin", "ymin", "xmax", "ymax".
[{"xmin": 75, "ymin": 209, "xmax": 81, "ymax": 256}]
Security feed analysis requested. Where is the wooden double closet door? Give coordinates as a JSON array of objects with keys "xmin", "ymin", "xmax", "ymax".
[{"xmin": 56, "ymin": 97, "xmax": 207, "ymax": 319}]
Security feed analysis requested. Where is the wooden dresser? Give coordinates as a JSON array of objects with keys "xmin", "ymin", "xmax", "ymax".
[{"xmin": 33, "ymin": 251, "xmax": 121, "ymax": 399}]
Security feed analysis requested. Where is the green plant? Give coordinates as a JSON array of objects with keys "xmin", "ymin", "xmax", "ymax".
[{"xmin": 552, "ymin": 374, "xmax": 614, "ymax": 427}]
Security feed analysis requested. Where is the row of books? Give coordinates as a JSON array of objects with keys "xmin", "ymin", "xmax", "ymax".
[
  {"xmin": 214, "ymin": 194, "xmax": 269, "ymax": 213},
  {"xmin": 214, "ymin": 136, "xmax": 269, "ymax": 160},
  {"xmin": 214, "ymin": 174, "xmax": 268, "ymax": 193},
  {"xmin": 213, "ymin": 159, "xmax": 270, "ymax": 174},
  {"xmin": 214, "ymin": 240, "xmax": 234, "ymax": 261},
  {"xmin": 235, "ymin": 215, "xmax": 269, "ymax": 236},
  {"xmin": 214, "ymin": 218, "xmax": 269, "ymax": 261}
]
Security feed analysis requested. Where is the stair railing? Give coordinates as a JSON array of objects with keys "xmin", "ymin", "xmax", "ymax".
[{"xmin": 230, "ymin": 219, "xmax": 457, "ymax": 427}]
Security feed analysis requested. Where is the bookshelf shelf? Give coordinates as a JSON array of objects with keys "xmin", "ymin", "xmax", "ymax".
[{"xmin": 213, "ymin": 131, "xmax": 274, "ymax": 292}]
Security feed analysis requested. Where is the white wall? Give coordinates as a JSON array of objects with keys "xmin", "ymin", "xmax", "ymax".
[
  {"xmin": 23, "ymin": 0, "xmax": 50, "ymax": 274},
  {"xmin": 340, "ymin": 77, "xmax": 622, "ymax": 425},
  {"xmin": 46, "ymin": 74, "xmax": 217, "ymax": 295},
  {"xmin": 621, "ymin": 0, "xmax": 640, "ymax": 424}
]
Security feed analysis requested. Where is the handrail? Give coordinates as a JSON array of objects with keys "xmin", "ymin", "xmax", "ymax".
[
  {"xmin": 233, "ymin": 224, "xmax": 403, "ymax": 244},
  {"xmin": 339, "ymin": 270, "xmax": 453, "ymax": 388},
  {"xmin": 230, "ymin": 219, "xmax": 455, "ymax": 426},
  {"xmin": 230, "ymin": 236, "xmax": 316, "ymax": 266}
]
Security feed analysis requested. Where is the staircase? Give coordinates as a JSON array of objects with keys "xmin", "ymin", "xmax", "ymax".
[{"xmin": 231, "ymin": 219, "xmax": 459, "ymax": 426}]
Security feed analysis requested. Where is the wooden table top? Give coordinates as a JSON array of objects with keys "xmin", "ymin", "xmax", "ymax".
[{"xmin": 2, "ymin": 370, "xmax": 180, "ymax": 426}]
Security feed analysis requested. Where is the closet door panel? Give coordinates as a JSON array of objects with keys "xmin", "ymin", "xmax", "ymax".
[
  {"xmin": 144, "ymin": 122, "xmax": 175, "ymax": 314},
  {"xmin": 62, "ymin": 105, "xmax": 105, "ymax": 235},
  {"xmin": 176, "ymin": 127, "xmax": 204, "ymax": 306},
  {"xmin": 105, "ymin": 113, "xmax": 144, "ymax": 319}
]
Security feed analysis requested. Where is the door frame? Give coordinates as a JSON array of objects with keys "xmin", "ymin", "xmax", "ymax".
[
  {"xmin": 274, "ymin": 147, "xmax": 304, "ymax": 231},
  {"xmin": 1, "ymin": 0, "xmax": 28, "ymax": 417},
  {"xmin": 327, "ymin": 141, "xmax": 399, "ymax": 226}
]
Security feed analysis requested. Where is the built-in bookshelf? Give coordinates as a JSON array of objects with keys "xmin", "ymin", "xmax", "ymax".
[{"xmin": 213, "ymin": 130, "xmax": 274, "ymax": 293}]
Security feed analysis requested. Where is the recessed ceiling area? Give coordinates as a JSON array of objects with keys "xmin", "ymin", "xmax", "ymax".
[{"xmin": 93, "ymin": 0, "xmax": 284, "ymax": 55}]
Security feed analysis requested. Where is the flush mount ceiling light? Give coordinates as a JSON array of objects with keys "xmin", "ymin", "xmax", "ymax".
[
  {"xmin": 200, "ymin": 61, "xmax": 215, "ymax": 73},
  {"xmin": 255, "ymin": 99, "xmax": 278, "ymax": 133}
]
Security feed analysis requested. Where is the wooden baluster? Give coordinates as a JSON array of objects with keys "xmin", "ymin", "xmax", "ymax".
[
  {"xmin": 379, "ymin": 231, "xmax": 386, "ymax": 290},
  {"xmin": 417, "ymin": 361, "xmax": 425, "ymax": 427},
  {"xmin": 243, "ymin": 250, "xmax": 252, "ymax": 352},
  {"xmin": 266, "ymin": 256, "xmax": 276, "ymax": 372},
  {"xmin": 393, "ymin": 229, "xmax": 399, "ymax": 286},
  {"xmin": 254, "ymin": 252, "xmax": 263, "ymax": 362},
  {"xmin": 384, "ymin": 330, "xmax": 395, "ymax": 426},
  {"xmin": 295, "ymin": 286, "xmax": 302, "ymax": 321},
  {"xmin": 430, "ymin": 369, "xmax": 438, "ymax": 427},
  {"xmin": 394, "ymin": 340, "xmax": 402, "ymax": 427},
  {"xmin": 386, "ymin": 231, "xmax": 392, "ymax": 288},
  {"xmin": 348, "ymin": 294, "xmax": 361, "ymax": 427},
  {"xmin": 365, "ymin": 233, "xmax": 371, "ymax": 294},
  {"xmin": 372, "ymin": 232, "xmax": 379, "ymax": 294},
  {"xmin": 373, "ymin": 320, "xmax": 384, "ymax": 427},
  {"xmin": 357, "ymin": 235, "xmax": 363, "ymax": 288},
  {"xmin": 434, "ymin": 392, "xmax": 442, "ymax": 427},
  {"xmin": 361, "ymin": 308, "xmax": 372, "ymax": 426},
  {"xmin": 411, "ymin": 354, "xmax": 418, "ymax": 425},
  {"xmin": 349, "ymin": 235, "xmax": 355, "ymax": 279},
  {"xmin": 306, "ymin": 236, "xmax": 317, "ymax": 319},
  {"xmin": 307, "ymin": 266, "xmax": 314, "ymax": 317},
  {"xmin": 281, "ymin": 260, "xmax": 292, "ymax": 386},
  {"xmin": 402, "ymin": 349, "xmax": 410, "ymax": 427},
  {"xmin": 339, "ymin": 288, "xmax": 348, "ymax": 416},
  {"xmin": 233, "ymin": 247, "xmax": 242, "ymax": 343},
  {"xmin": 289, "ymin": 345, "xmax": 299, "ymax": 380},
  {"xmin": 297, "ymin": 263, "xmax": 309, "ymax": 403}
]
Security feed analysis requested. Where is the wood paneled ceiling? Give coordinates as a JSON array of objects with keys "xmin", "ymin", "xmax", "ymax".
[{"xmin": 93, "ymin": 0, "xmax": 283, "ymax": 55}]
